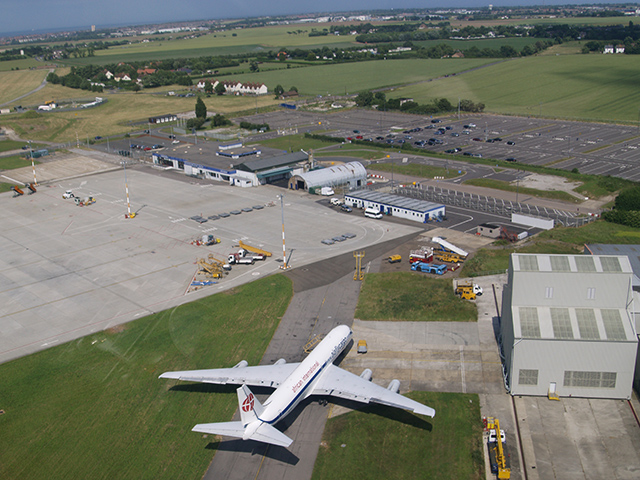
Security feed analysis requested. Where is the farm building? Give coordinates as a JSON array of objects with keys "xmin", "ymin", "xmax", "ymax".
[
  {"xmin": 288, "ymin": 161, "xmax": 367, "ymax": 193},
  {"xmin": 344, "ymin": 190, "xmax": 445, "ymax": 223},
  {"xmin": 500, "ymin": 253, "xmax": 638, "ymax": 400}
]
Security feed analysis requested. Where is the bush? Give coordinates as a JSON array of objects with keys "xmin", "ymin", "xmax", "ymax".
[
  {"xmin": 603, "ymin": 209, "xmax": 640, "ymax": 228},
  {"xmin": 239, "ymin": 121, "xmax": 269, "ymax": 131}
]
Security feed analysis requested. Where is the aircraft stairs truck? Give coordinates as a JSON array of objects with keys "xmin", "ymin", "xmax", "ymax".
[{"xmin": 431, "ymin": 236, "xmax": 468, "ymax": 258}]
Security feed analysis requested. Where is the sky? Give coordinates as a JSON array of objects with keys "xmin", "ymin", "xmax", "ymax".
[{"xmin": 0, "ymin": 1, "xmax": 632, "ymax": 37}]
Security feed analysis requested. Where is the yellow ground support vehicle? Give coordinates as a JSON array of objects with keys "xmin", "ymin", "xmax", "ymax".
[
  {"xmin": 387, "ymin": 255, "xmax": 401, "ymax": 263},
  {"xmin": 435, "ymin": 252, "xmax": 463, "ymax": 263}
]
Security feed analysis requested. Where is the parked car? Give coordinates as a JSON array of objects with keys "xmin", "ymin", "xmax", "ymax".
[
  {"xmin": 507, "ymin": 141, "xmax": 516, "ymax": 145},
  {"xmin": 505, "ymin": 157, "xmax": 517, "ymax": 162},
  {"xmin": 340, "ymin": 204, "xmax": 352, "ymax": 212}
]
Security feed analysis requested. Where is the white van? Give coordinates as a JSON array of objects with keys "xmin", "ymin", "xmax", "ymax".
[{"xmin": 364, "ymin": 207, "xmax": 382, "ymax": 219}]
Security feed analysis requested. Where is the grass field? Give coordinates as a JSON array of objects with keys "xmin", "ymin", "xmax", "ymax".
[
  {"xmin": 230, "ymin": 58, "xmax": 494, "ymax": 96},
  {"xmin": 1, "ymin": 89, "xmax": 281, "ymax": 142},
  {"xmin": 0, "ymin": 275, "xmax": 293, "ymax": 480},
  {"xmin": 459, "ymin": 220, "xmax": 640, "ymax": 277},
  {"xmin": 370, "ymin": 161, "xmax": 464, "ymax": 180},
  {"xmin": 356, "ymin": 272, "xmax": 477, "ymax": 322},
  {"xmin": 0, "ymin": 68, "xmax": 49, "ymax": 105},
  {"xmin": 389, "ymin": 55, "xmax": 640, "ymax": 124},
  {"xmin": 463, "ymin": 177, "xmax": 579, "ymax": 203},
  {"xmin": 64, "ymin": 24, "xmax": 358, "ymax": 66},
  {"xmin": 0, "ymin": 139, "xmax": 27, "ymax": 152},
  {"xmin": 313, "ymin": 392, "xmax": 483, "ymax": 480},
  {"xmin": 0, "ymin": 154, "xmax": 36, "ymax": 170}
]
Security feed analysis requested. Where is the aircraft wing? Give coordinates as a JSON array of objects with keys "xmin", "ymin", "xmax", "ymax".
[
  {"xmin": 159, "ymin": 363, "xmax": 299, "ymax": 389},
  {"xmin": 311, "ymin": 364, "xmax": 435, "ymax": 417}
]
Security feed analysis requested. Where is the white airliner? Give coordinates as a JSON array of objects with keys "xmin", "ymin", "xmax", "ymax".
[{"xmin": 159, "ymin": 324, "xmax": 435, "ymax": 448}]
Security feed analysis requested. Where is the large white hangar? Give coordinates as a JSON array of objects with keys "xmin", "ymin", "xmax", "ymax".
[
  {"xmin": 344, "ymin": 190, "xmax": 445, "ymax": 223},
  {"xmin": 287, "ymin": 161, "xmax": 367, "ymax": 193},
  {"xmin": 500, "ymin": 253, "xmax": 638, "ymax": 400}
]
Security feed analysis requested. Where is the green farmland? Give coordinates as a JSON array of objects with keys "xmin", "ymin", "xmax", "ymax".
[
  {"xmin": 231, "ymin": 58, "xmax": 493, "ymax": 96},
  {"xmin": 389, "ymin": 54, "xmax": 640, "ymax": 124},
  {"xmin": 64, "ymin": 24, "xmax": 358, "ymax": 66}
]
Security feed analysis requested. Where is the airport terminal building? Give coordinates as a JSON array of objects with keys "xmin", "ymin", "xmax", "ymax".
[
  {"xmin": 500, "ymin": 253, "xmax": 638, "ymax": 400},
  {"xmin": 344, "ymin": 190, "xmax": 445, "ymax": 223}
]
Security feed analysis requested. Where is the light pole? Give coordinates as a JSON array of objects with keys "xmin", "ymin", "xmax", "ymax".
[
  {"xmin": 278, "ymin": 194, "xmax": 289, "ymax": 269},
  {"xmin": 29, "ymin": 140, "xmax": 37, "ymax": 186},
  {"xmin": 123, "ymin": 160, "xmax": 135, "ymax": 219}
]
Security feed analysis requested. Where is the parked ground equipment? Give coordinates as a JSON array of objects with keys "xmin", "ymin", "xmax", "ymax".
[
  {"xmin": 411, "ymin": 262, "xmax": 447, "ymax": 275},
  {"xmin": 238, "ymin": 240, "xmax": 272, "ymax": 257},
  {"xmin": 387, "ymin": 255, "xmax": 402, "ymax": 263},
  {"xmin": 62, "ymin": 190, "xmax": 75, "ymax": 199},
  {"xmin": 408, "ymin": 247, "xmax": 434, "ymax": 264},
  {"xmin": 455, "ymin": 280, "xmax": 483, "ymax": 298},
  {"xmin": 434, "ymin": 251, "xmax": 463, "ymax": 263},
  {"xmin": 74, "ymin": 196, "xmax": 96, "ymax": 207},
  {"xmin": 11, "ymin": 186, "xmax": 24, "ymax": 197},
  {"xmin": 487, "ymin": 418, "xmax": 511, "ymax": 479}
]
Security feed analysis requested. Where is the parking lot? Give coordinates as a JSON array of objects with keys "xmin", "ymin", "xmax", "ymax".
[{"xmin": 236, "ymin": 109, "xmax": 640, "ymax": 182}]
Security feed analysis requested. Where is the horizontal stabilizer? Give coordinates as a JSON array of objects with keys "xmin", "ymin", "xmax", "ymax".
[{"xmin": 193, "ymin": 421, "xmax": 293, "ymax": 448}]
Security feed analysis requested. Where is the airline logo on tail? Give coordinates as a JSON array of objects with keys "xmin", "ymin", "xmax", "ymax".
[{"xmin": 242, "ymin": 393, "xmax": 255, "ymax": 412}]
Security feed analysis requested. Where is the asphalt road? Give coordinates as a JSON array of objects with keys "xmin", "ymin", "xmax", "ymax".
[{"xmin": 202, "ymin": 232, "xmax": 421, "ymax": 480}]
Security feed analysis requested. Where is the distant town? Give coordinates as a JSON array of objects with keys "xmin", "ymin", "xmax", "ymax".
[{"xmin": 3, "ymin": 4, "xmax": 640, "ymax": 45}]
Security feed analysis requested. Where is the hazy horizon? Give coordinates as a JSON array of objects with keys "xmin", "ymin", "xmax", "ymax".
[{"xmin": 1, "ymin": 1, "xmax": 635, "ymax": 38}]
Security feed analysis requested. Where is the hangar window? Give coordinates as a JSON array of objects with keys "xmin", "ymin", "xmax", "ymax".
[
  {"xmin": 545, "ymin": 286, "xmax": 553, "ymax": 299},
  {"xmin": 575, "ymin": 309, "xmax": 600, "ymax": 340},
  {"xmin": 601, "ymin": 309, "xmax": 627, "ymax": 340},
  {"xmin": 551, "ymin": 308, "xmax": 574, "ymax": 339},
  {"xmin": 518, "ymin": 369, "xmax": 538, "ymax": 386},
  {"xmin": 519, "ymin": 256, "xmax": 539, "ymax": 272},
  {"xmin": 563, "ymin": 371, "xmax": 616, "ymax": 389},
  {"xmin": 575, "ymin": 256, "xmax": 596, "ymax": 272},
  {"xmin": 519, "ymin": 307, "xmax": 541, "ymax": 338},
  {"xmin": 550, "ymin": 256, "xmax": 570, "ymax": 272},
  {"xmin": 600, "ymin": 257, "xmax": 622, "ymax": 272}
]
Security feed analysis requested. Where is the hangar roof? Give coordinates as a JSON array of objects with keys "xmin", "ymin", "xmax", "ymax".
[
  {"xmin": 294, "ymin": 161, "xmax": 366, "ymax": 188},
  {"xmin": 585, "ymin": 244, "xmax": 640, "ymax": 288},
  {"xmin": 236, "ymin": 151, "xmax": 308, "ymax": 172},
  {"xmin": 509, "ymin": 253, "xmax": 637, "ymax": 343},
  {"xmin": 346, "ymin": 189, "xmax": 444, "ymax": 213}
]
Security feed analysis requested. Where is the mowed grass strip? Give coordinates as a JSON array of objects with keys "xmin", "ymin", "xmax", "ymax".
[
  {"xmin": 0, "ymin": 69, "xmax": 48, "ymax": 104},
  {"xmin": 313, "ymin": 392, "xmax": 483, "ymax": 480},
  {"xmin": 0, "ymin": 275, "xmax": 292, "ymax": 480},
  {"xmin": 371, "ymin": 161, "xmax": 464, "ymax": 180},
  {"xmin": 463, "ymin": 177, "xmax": 579, "ymax": 203},
  {"xmin": 0, "ymin": 154, "xmax": 37, "ymax": 170},
  {"xmin": 356, "ymin": 272, "xmax": 477, "ymax": 322}
]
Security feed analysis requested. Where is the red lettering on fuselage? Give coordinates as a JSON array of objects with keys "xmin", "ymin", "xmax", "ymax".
[{"xmin": 292, "ymin": 360, "xmax": 320, "ymax": 394}]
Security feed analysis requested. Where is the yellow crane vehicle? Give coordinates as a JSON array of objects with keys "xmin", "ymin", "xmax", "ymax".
[
  {"xmin": 196, "ymin": 258, "xmax": 225, "ymax": 279},
  {"xmin": 487, "ymin": 418, "xmax": 511, "ymax": 479},
  {"xmin": 238, "ymin": 240, "xmax": 272, "ymax": 257}
]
